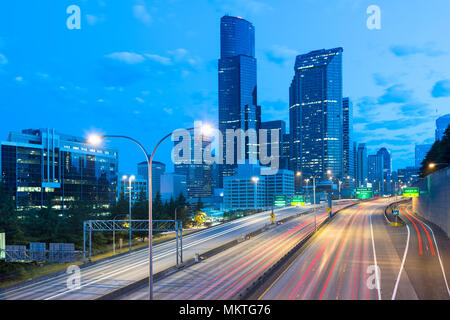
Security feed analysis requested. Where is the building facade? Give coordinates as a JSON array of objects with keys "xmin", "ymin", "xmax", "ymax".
[
  {"xmin": 415, "ymin": 144, "xmax": 432, "ymax": 168},
  {"xmin": 218, "ymin": 15, "xmax": 260, "ymax": 187},
  {"xmin": 160, "ymin": 173, "xmax": 187, "ymax": 202},
  {"xmin": 137, "ymin": 160, "xmax": 166, "ymax": 198},
  {"xmin": 289, "ymin": 48, "xmax": 344, "ymax": 187},
  {"xmin": 435, "ymin": 114, "xmax": 450, "ymax": 141},
  {"xmin": 1, "ymin": 129, "xmax": 118, "ymax": 212},
  {"xmin": 377, "ymin": 147, "xmax": 392, "ymax": 194},
  {"xmin": 342, "ymin": 97, "xmax": 355, "ymax": 195},
  {"xmin": 261, "ymin": 120, "xmax": 287, "ymax": 170},
  {"xmin": 356, "ymin": 143, "xmax": 368, "ymax": 187},
  {"xmin": 117, "ymin": 175, "xmax": 148, "ymax": 205}
]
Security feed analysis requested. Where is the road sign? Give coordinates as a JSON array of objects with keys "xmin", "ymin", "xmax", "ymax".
[
  {"xmin": 273, "ymin": 195, "xmax": 287, "ymax": 207},
  {"xmin": 402, "ymin": 187, "xmax": 419, "ymax": 198},
  {"xmin": 355, "ymin": 187, "xmax": 373, "ymax": 199},
  {"xmin": 0, "ymin": 233, "xmax": 5, "ymax": 260},
  {"xmin": 291, "ymin": 195, "xmax": 305, "ymax": 206},
  {"xmin": 270, "ymin": 213, "xmax": 275, "ymax": 223},
  {"xmin": 326, "ymin": 207, "xmax": 332, "ymax": 213},
  {"xmin": 393, "ymin": 210, "xmax": 399, "ymax": 216}
]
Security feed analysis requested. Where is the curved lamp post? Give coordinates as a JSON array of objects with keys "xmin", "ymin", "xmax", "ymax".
[{"xmin": 88, "ymin": 124, "xmax": 212, "ymax": 300}]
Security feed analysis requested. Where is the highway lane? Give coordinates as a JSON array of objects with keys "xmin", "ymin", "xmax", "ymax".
[
  {"xmin": 0, "ymin": 203, "xmax": 334, "ymax": 300},
  {"xmin": 259, "ymin": 199, "xmax": 418, "ymax": 300},
  {"xmin": 392, "ymin": 204, "xmax": 450, "ymax": 299},
  {"xmin": 119, "ymin": 201, "xmax": 355, "ymax": 300}
]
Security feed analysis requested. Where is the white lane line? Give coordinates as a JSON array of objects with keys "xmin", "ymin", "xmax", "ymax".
[
  {"xmin": 420, "ymin": 219, "xmax": 450, "ymax": 297},
  {"xmin": 392, "ymin": 224, "xmax": 410, "ymax": 300},
  {"xmin": 369, "ymin": 212, "xmax": 382, "ymax": 300}
]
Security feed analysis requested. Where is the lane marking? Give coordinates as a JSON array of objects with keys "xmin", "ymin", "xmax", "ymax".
[
  {"xmin": 391, "ymin": 224, "xmax": 410, "ymax": 300},
  {"xmin": 369, "ymin": 211, "xmax": 382, "ymax": 300}
]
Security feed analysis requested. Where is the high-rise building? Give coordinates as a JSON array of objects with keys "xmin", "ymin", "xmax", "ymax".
[
  {"xmin": 435, "ymin": 114, "xmax": 450, "ymax": 141},
  {"xmin": 160, "ymin": 173, "xmax": 187, "ymax": 202},
  {"xmin": 356, "ymin": 143, "xmax": 368, "ymax": 187},
  {"xmin": 117, "ymin": 175, "xmax": 148, "ymax": 205},
  {"xmin": 0, "ymin": 129, "xmax": 118, "ymax": 212},
  {"xmin": 218, "ymin": 15, "xmax": 260, "ymax": 187},
  {"xmin": 415, "ymin": 144, "xmax": 432, "ymax": 168},
  {"xmin": 137, "ymin": 160, "xmax": 166, "ymax": 198},
  {"xmin": 261, "ymin": 120, "xmax": 286, "ymax": 170},
  {"xmin": 342, "ymin": 97, "xmax": 355, "ymax": 194},
  {"xmin": 174, "ymin": 132, "xmax": 212, "ymax": 199},
  {"xmin": 368, "ymin": 153, "xmax": 384, "ymax": 194},
  {"xmin": 289, "ymin": 48, "xmax": 343, "ymax": 187},
  {"xmin": 377, "ymin": 147, "xmax": 392, "ymax": 193},
  {"xmin": 282, "ymin": 133, "xmax": 291, "ymax": 171}
]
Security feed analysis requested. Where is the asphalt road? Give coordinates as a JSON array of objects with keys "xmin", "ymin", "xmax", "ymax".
[
  {"xmin": 0, "ymin": 203, "xmax": 334, "ymax": 300},
  {"xmin": 388, "ymin": 203, "xmax": 450, "ymax": 299},
  {"xmin": 119, "ymin": 201, "xmax": 355, "ymax": 300},
  {"xmin": 259, "ymin": 199, "xmax": 421, "ymax": 300}
]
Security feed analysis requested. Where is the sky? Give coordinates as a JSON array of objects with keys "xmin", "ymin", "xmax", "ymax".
[{"xmin": 0, "ymin": 0, "xmax": 449, "ymax": 173}]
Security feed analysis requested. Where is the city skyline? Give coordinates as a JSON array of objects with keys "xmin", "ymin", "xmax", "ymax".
[{"xmin": 1, "ymin": 1, "xmax": 449, "ymax": 174}]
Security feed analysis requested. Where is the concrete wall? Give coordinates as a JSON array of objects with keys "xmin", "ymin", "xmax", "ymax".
[{"xmin": 413, "ymin": 167, "xmax": 450, "ymax": 237}]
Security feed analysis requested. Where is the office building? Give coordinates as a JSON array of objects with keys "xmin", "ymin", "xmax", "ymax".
[
  {"xmin": 289, "ymin": 48, "xmax": 343, "ymax": 187},
  {"xmin": 0, "ymin": 129, "xmax": 118, "ymax": 211},
  {"xmin": 218, "ymin": 15, "xmax": 260, "ymax": 187},
  {"xmin": 368, "ymin": 153, "xmax": 384, "ymax": 194},
  {"xmin": 415, "ymin": 144, "xmax": 432, "ymax": 168},
  {"xmin": 137, "ymin": 160, "xmax": 166, "ymax": 198},
  {"xmin": 160, "ymin": 173, "xmax": 187, "ymax": 202},
  {"xmin": 342, "ymin": 97, "xmax": 355, "ymax": 195},
  {"xmin": 377, "ymin": 147, "xmax": 392, "ymax": 194},
  {"xmin": 261, "ymin": 120, "xmax": 286, "ymax": 170},
  {"xmin": 174, "ymin": 132, "xmax": 212, "ymax": 199},
  {"xmin": 117, "ymin": 175, "xmax": 148, "ymax": 205},
  {"xmin": 265, "ymin": 170, "xmax": 295, "ymax": 206},
  {"xmin": 435, "ymin": 114, "xmax": 450, "ymax": 141},
  {"xmin": 356, "ymin": 143, "xmax": 368, "ymax": 187}
]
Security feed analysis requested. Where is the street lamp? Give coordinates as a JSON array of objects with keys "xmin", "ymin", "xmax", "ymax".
[
  {"xmin": 88, "ymin": 123, "xmax": 213, "ymax": 300},
  {"xmin": 429, "ymin": 162, "xmax": 450, "ymax": 169},
  {"xmin": 251, "ymin": 176, "xmax": 260, "ymax": 209},
  {"xmin": 122, "ymin": 174, "xmax": 135, "ymax": 252}
]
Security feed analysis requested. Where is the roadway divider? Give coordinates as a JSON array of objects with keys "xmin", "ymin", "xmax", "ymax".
[
  {"xmin": 384, "ymin": 198, "xmax": 410, "ymax": 226},
  {"xmin": 95, "ymin": 205, "xmax": 327, "ymax": 300},
  {"xmin": 235, "ymin": 201, "xmax": 359, "ymax": 300}
]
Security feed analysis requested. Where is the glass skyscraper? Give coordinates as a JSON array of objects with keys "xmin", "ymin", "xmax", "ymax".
[
  {"xmin": 1, "ymin": 129, "xmax": 118, "ymax": 212},
  {"xmin": 289, "ymin": 48, "xmax": 344, "ymax": 187},
  {"xmin": 342, "ymin": 97, "xmax": 355, "ymax": 193},
  {"xmin": 218, "ymin": 15, "xmax": 260, "ymax": 187}
]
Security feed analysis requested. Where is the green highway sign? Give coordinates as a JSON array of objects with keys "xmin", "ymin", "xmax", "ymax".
[
  {"xmin": 0, "ymin": 233, "xmax": 5, "ymax": 260},
  {"xmin": 355, "ymin": 187, "xmax": 373, "ymax": 199},
  {"xmin": 393, "ymin": 210, "xmax": 399, "ymax": 216},
  {"xmin": 291, "ymin": 195, "xmax": 305, "ymax": 206},
  {"xmin": 402, "ymin": 187, "xmax": 419, "ymax": 198},
  {"xmin": 273, "ymin": 195, "xmax": 287, "ymax": 207}
]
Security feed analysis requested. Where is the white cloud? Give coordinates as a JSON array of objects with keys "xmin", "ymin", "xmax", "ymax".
[
  {"xmin": 145, "ymin": 54, "xmax": 172, "ymax": 65},
  {"xmin": 163, "ymin": 107, "xmax": 173, "ymax": 115},
  {"xmin": 106, "ymin": 52, "xmax": 145, "ymax": 64},
  {"xmin": 15, "ymin": 76, "xmax": 23, "ymax": 82},
  {"xmin": 133, "ymin": 5, "xmax": 152, "ymax": 25},
  {"xmin": 0, "ymin": 53, "xmax": 7, "ymax": 65},
  {"xmin": 135, "ymin": 97, "xmax": 145, "ymax": 103}
]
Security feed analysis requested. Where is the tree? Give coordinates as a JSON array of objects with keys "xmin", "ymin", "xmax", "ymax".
[
  {"xmin": 194, "ymin": 198, "xmax": 204, "ymax": 212},
  {"xmin": 420, "ymin": 125, "xmax": 450, "ymax": 177},
  {"xmin": 0, "ymin": 184, "xmax": 24, "ymax": 244}
]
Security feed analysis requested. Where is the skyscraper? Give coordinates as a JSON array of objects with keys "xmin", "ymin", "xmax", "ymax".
[
  {"xmin": 368, "ymin": 152, "xmax": 384, "ymax": 194},
  {"xmin": 261, "ymin": 120, "xmax": 286, "ymax": 170},
  {"xmin": 415, "ymin": 144, "xmax": 432, "ymax": 168},
  {"xmin": 174, "ymin": 131, "xmax": 212, "ymax": 199},
  {"xmin": 356, "ymin": 143, "xmax": 368, "ymax": 187},
  {"xmin": 342, "ymin": 97, "xmax": 355, "ymax": 194},
  {"xmin": 289, "ymin": 48, "xmax": 344, "ymax": 186},
  {"xmin": 376, "ymin": 147, "xmax": 391, "ymax": 193},
  {"xmin": 218, "ymin": 15, "xmax": 259, "ymax": 187},
  {"xmin": 137, "ymin": 160, "xmax": 166, "ymax": 198},
  {"xmin": 435, "ymin": 114, "xmax": 450, "ymax": 141}
]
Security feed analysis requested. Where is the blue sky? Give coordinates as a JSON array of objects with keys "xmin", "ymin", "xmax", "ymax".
[{"xmin": 0, "ymin": 0, "xmax": 449, "ymax": 173}]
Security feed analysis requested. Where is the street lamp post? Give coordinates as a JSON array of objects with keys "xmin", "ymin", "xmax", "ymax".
[
  {"xmin": 88, "ymin": 125, "xmax": 212, "ymax": 300},
  {"xmin": 112, "ymin": 213, "xmax": 128, "ymax": 255},
  {"xmin": 122, "ymin": 175, "xmax": 135, "ymax": 252}
]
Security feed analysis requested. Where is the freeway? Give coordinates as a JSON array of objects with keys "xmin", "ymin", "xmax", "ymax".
[
  {"xmin": 119, "ymin": 201, "xmax": 355, "ymax": 300},
  {"xmin": 0, "ymin": 202, "xmax": 332, "ymax": 300},
  {"xmin": 391, "ymin": 203, "xmax": 450, "ymax": 299},
  {"xmin": 258, "ymin": 198, "xmax": 421, "ymax": 300}
]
